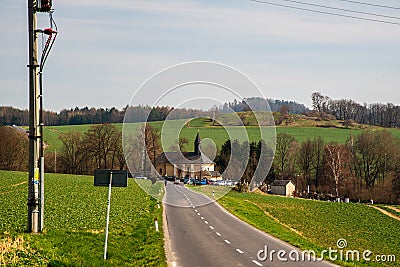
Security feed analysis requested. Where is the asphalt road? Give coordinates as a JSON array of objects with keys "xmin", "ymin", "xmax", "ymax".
[{"xmin": 164, "ymin": 183, "xmax": 337, "ymax": 267}]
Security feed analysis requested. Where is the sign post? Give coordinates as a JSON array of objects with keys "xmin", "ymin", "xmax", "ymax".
[
  {"xmin": 94, "ymin": 169, "xmax": 127, "ymax": 260},
  {"xmin": 104, "ymin": 172, "xmax": 112, "ymax": 260}
]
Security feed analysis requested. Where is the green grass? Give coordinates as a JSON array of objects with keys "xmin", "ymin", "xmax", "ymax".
[
  {"xmin": 42, "ymin": 118, "xmax": 400, "ymax": 154},
  {"xmin": 0, "ymin": 170, "xmax": 166, "ymax": 266},
  {"xmin": 377, "ymin": 205, "xmax": 400, "ymax": 217},
  {"xmin": 276, "ymin": 126, "xmax": 358, "ymax": 143},
  {"xmin": 218, "ymin": 191, "xmax": 400, "ymax": 267},
  {"xmin": 187, "ymin": 185, "xmax": 231, "ymax": 200}
]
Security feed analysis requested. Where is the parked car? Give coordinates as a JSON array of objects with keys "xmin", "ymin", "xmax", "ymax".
[
  {"xmin": 215, "ymin": 180, "xmax": 226, "ymax": 186},
  {"xmin": 184, "ymin": 178, "xmax": 194, "ymax": 185},
  {"xmin": 225, "ymin": 180, "xmax": 233, "ymax": 186},
  {"xmin": 174, "ymin": 178, "xmax": 180, "ymax": 184}
]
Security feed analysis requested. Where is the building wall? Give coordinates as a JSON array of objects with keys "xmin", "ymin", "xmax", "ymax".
[
  {"xmin": 156, "ymin": 163, "xmax": 215, "ymax": 177},
  {"xmin": 286, "ymin": 183, "xmax": 295, "ymax": 197},
  {"xmin": 271, "ymin": 185, "xmax": 286, "ymax": 196},
  {"xmin": 271, "ymin": 182, "xmax": 295, "ymax": 197}
]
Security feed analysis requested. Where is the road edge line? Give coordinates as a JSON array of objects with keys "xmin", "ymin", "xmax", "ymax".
[{"xmin": 162, "ymin": 185, "xmax": 178, "ymax": 267}]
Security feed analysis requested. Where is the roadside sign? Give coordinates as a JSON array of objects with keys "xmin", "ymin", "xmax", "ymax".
[
  {"xmin": 93, "ymin": 169, "xmax": 128, "ymax": 260},
  {"xmin": 94, "ymin": 169, "xmax": 128, "ymax": 187}
]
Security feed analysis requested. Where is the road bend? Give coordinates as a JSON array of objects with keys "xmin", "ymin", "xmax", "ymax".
[{"xmin": 164, "ymin": 183, "xmax": 337, "ymax": 267}]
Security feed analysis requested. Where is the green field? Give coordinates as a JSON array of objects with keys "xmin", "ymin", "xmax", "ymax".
[
  {"xmin": 217, "ymin": 191, "xmax": 400, "ymax": 267},
  {"xmin": 43, "ymin": 119, "xmax": 400, "ymax": 153},
  {"xmin": 0, "ymin": 170, "xmax": 166, "ymax": 266}
]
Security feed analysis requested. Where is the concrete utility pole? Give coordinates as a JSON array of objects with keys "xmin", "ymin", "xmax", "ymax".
[{"xmin": 27, "ymin": 0, "xmax": 42, "ymax": 233}]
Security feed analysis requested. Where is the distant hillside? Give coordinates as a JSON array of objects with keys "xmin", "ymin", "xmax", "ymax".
[
  {"xmin": 218, "ymin": 97, "xmax": 309, "ymax": 114},
  {"xmin": 0, "ymin": 98, "xmax": 309, "ymax": 126}
]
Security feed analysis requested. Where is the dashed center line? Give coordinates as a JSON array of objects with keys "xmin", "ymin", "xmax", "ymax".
[
  {"xmin": 200, "ymin": 216, "xmax": 204, "ymax": 220},
  {"xmin": 224, "ymin": 239, "xmax": 231, "ymax": 244},
  {"xmin": 235, "ymin": 248, "xmax": 244, "ymax": 254},
  {"xmin": 197, "ymin": 213, "xmax": 201, "ymax": 216},
  {"xmin": 216, "ymin": 232, "xmax": 221, "ymax": 236},
  {"xmin": 194, "ymin": 209, "xmax": 198, "ymax": 212},
  {"xmin": 252, "ymin": 260, "xmax": 263, "ymax": 266},
  {"xmin": 209, "ymin": 226, "xmax": 214, "ymax": 230},
  {"xmin": 204, "ymin": 221, "xmax": 208, "ymax": 224}
]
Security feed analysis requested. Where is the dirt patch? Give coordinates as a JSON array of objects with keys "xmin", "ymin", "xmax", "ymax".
[
  {"xmin": 368, "ymin": 205, "xmax": 400, "ymax": 221},
  {"xmin": 385, "ymin": 206, "xmax": 400, "ymax": 213}
]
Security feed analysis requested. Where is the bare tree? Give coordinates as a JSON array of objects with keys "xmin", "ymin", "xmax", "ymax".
[
  {"xmin": 58, "ymin": 131, "xmax": 86, "ymax": 174},
  {"xmin": 298, "ymin": 139, "xmax": 314, "ymax": 189},
  {"xmin": 144, "ymin": 124, "xmax": 162, "ymax": 172},
  {"xmin": 169, "ymin": 137, "xmax": 189, "ymax": 152},
  {"xmin": 274, "ymin": 133, "xmax": 296, "ymax": 179},
  {"xmin": 349, "ymin": 130, "xmax": 395, "ymax": 188},
  {"xmin": 313, "ymin": 136, "xmax": 325, "ymax": 189},
  {"xmin": 83, "ymin": 124, "xmax": 121, "ymax": 170},
  {"xmin": 0, "ymin": 126, "xmax": 28, "ymax": 171},
  {"xmin": 325, "ymin": 143, "xmax": 348, "ymax": 197}
]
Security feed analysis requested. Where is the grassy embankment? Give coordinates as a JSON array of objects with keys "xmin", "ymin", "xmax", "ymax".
[
  {"xmin": 42, "ymin": 116, "xmax": 400, "ymax": 153},
  {"xmin": 0, "ymin": 170, "xmax": 166, "ymax": 266},
  {"xmin": 189, "ymin": 185, "xmax": 399, "ymax": 266},
  {"xmin": 218, "ymin": 191, "xmax": 399, "ymax": 267}
]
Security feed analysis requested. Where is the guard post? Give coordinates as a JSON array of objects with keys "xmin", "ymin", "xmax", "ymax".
[{"xmin": 94, "ymin": 169, "xmax": 128, "ymax": 260}]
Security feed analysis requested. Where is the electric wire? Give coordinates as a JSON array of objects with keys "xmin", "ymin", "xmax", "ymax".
[
  {"xmin": 248, "ymin": 0, "xmax": 400, "ymax": 25},
  {"xmin": 335, "ymin": 0, "xmax": 400, "ymax": 10},
  {"xmin": 278, "ymin": 0, "xmax": 400, "ymax": 20},
  {"xmin": 38, "ymin": 11, "xmax": 58, "ymax": 159}
]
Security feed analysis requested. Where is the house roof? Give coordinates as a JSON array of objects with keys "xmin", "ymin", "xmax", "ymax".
[
  {"xmin": 271, "ymin": 180, "xmax": 293, "ymax": 186},
  {"xmin": 209, "ymin": 171, "xmax": 221, "ymax": 177},
  {"xmin": 156, "ymin": 152, "xmax": 214, "ymax": 165}
]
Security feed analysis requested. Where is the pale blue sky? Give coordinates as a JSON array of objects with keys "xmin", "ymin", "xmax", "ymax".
[{"xmin": 1, "ymin": 0, "xmax": 400, "ymax": 111}]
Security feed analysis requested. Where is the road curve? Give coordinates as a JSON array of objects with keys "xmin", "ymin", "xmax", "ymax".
[{"xmin": 164, "ymin": 183, "xmax": 337, "ymax": 267}]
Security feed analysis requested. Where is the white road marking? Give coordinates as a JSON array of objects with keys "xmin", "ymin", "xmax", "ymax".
[
  {"xmin": 235, "ymin": 248, "xmax": 244, "ymax": 254},
  {"xmin": 209, "ymin": 226, "xmax": 214, "ymax": 230},
  {"xmin": 197, "ymin": 213, "xmax": 201, "ymax": 216},
  {"xmin": 224, "ymin": 239, "xmax": 231, "ymax": 244},
  {"xmin": 204, "ymin": 221, "xmax": 208, "ymax": 224},
  {"xmin": 252, "ymin": 260, "xmax": 263, "ymax": 266},
  {"xmin": 200, "ymin": 216, "xmax": 204, "ymax": 220},
  {"xmin": 216, "ymin": 232, "xmax": 221, "ymax": 236},
  {"xmin": 194, "ymin": 209, "xmax": 198, "ymax": 212}
]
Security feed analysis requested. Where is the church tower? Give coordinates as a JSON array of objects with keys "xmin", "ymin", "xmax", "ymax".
[{"xmin": 194, "ymin": 132, "xmax": 201, "ymax": 155}]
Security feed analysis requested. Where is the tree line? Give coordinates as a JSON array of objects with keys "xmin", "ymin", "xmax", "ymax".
[
  {"xmin": 268, "ymin": 131, "xmax": 400, "ymax": 203},
  {"xmin": 216, "ymin": 97, "xmax": 309, "ymax": 114},
  {"xmin": 0, "ymin": 98, "xmax": 309, "ymax": 127},
  {"xmin": 312, "ymin": 92, "xmax": 400, "ymax": 128},
  {"xmin": 1, "ymin": 123, "xmax": 399, "ymax": 203}
]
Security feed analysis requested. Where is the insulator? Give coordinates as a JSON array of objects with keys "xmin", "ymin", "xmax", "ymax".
[{"xmin": 36, "ymin": 0, "xmax": 52, "ymax": 13}]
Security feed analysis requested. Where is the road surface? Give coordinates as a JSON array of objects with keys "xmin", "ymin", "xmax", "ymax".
[{"xmin": 164, "ymin": 183, "xmax": 337, "ymax": 267}]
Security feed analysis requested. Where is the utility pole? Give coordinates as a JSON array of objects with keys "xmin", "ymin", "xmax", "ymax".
[
  {"xmin": 27, "ymin": 0, "xmax": 54, "ymax": 233},
  {"xmin": 27, "ymin": 0, "xmax": 41, "ymax": 233}
]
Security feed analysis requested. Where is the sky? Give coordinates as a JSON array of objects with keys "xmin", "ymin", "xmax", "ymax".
[{"xmin": 1, "ymin": 0, "xmax": 400, "ymax": 111}]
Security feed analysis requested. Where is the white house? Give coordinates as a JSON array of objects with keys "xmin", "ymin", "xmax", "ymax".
[
  {"xmin": 270, "ymin": 180, "xmax": 295, "ymax": 197},
  {"xmin": 155, "ymin": 133, "xmax": 216, "ymax": 179}
]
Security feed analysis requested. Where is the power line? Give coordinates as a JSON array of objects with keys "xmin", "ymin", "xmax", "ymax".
[
  {"xmin": 248, "ymin": 0, "xmax": 400, "ymax": 26},
  {"xmin": 335, "ymin": 0, "xmax": 400, "ymax": 10},
  {"xmin": 279, "ymin": 0, "xmax": 400, "ymax": 20}
]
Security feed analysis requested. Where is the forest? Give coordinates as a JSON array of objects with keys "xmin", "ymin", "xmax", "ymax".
[{"xmin": 0, "ymin": 98, "xmax": 307, "ymax": 126}]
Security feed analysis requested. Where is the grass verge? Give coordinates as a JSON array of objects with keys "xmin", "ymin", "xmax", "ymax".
[
  {"xmin": 218, "ymin": 191, "xmax": 399, "ymax": 267},
  {"xmin": 0, "ymin": 170, "xmax": 166, "ymax": 266}
]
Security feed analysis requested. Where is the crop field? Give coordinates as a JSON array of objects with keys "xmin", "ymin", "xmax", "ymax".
[
  {"xmin": 377, "ymin": 205, "xmax": 400, "ymax": 218},
  {"xmin": 0, "ymin": 170, "xmax": 166, "ymax": 266},
  {"xmin": 43, "ymin": 121, "xmax": 382, "ymax": 153},
  {"xmin": 218, "ymin": 191, "xmax": 400, "ymax": 267}
]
